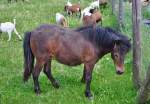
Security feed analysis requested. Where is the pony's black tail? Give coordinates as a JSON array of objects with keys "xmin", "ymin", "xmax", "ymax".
[{"xmin": 23, "ymin": 31, "xmax": 34, "ymax": 82}]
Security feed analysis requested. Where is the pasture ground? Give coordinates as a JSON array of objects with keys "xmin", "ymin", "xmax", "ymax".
[{"xmin": 1, "ymin": 0, "xmax": 150, "ymax": 104}]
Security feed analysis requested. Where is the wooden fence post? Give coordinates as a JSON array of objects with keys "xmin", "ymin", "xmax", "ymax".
[
  {"xmin": 132, "ymin": 0, "xmax": 142, "ymax": 89},
  {"xmin": 118, "ymin": 0, "xmax": 124, "ymax": 29},
  {"xmin": 137, "ymin": 65, "xmax": 150, "ymax": 104}
]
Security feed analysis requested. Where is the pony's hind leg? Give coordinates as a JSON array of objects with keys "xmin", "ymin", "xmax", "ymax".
[
  {"xmin": 43, "ymin": 60, "xmax": 59, "ymax": 88},
  {"xmin": 32, "ymin": 59, "xmax": 44, "ymax": 95},
  {"xmin": 81, "ymin": 65, "xmax": 86, "ymax": 83}
]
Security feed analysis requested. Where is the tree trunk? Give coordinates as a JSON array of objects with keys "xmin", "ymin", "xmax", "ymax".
[
  {"xmin": 118, "ymin": 0, "xmax": 124, "ymax": 30},
  {"xmin": 137, "ymin": 65, "xmax": 150, "ymax": 104},
  {"xmin": 132, "ymin": 0, "xmax": 142, "ymax": 89}
]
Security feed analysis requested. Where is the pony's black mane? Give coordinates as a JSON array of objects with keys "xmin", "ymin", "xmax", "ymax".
[{"xmin": 75, "ymin": 25, "xmax": 131, "ymax": 50}]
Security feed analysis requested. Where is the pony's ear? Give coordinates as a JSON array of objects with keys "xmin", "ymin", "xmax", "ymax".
[{"xmin": 113, "ymin": 38, "xmax": 122, "ymax": 45}]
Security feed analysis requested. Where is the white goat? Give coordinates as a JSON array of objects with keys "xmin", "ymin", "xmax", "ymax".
[{"xmin": 0, "ymin": 19, "xmax": 22, "ymax": 41}]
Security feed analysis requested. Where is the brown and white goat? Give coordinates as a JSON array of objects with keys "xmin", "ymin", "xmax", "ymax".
[
  {"xmin": 64, "ymin": 4, "xmax": 81, "ymax": 17},
  {"xmin": 82, "ymin": 11, "xmax": 102, "ymax": 26}
]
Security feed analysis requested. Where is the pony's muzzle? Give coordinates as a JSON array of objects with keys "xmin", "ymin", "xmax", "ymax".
[
  {"xmin": 116, "ymin": 70, "xmax": 124, "ymax": 75},
  {"xmin": 116, "ymin": 65, "xmax": 124, "ymax": 75}
]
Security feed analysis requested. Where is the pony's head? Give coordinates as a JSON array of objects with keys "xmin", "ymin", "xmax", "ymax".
[
  {"xmin": 111, "ymin": 34, "xmax": 131, "ymax": 75},
  {"xmin": 75, "ymin": 26, "xmax": 131, "ymax": 75}
]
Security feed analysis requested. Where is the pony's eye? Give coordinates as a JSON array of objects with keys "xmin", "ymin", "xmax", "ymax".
[{"xmin": 114, "ymin": 54, "xmax": 119, "ymax": 58}]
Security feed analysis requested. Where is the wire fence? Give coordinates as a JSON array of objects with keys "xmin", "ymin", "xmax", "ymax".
[{"xmin": 111, "ymin": 0, "xmax": 150, "ymax": 80}]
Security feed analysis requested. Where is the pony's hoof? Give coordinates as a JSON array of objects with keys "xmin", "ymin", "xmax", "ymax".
[
  {"xmin": 35, "ymin": 89, "xmax": 41, "ymax": 95},
  {"xmin": 85, "ymin": 92, "xmax": 93, "ymax": 100},
  {"xmin": 23, "ymin": 79, "xmax": 27, "ymax": 83},
  {"xmin": 36, "ymin": 92, "xmax": 40, "ymax": 96},
  {"xmin": 88, "ymin": 96, "xmax": 94, "ymax": 100},
  {"xmin": 52, "ymin": 80, "xmax": 60, "ymax": 89}
]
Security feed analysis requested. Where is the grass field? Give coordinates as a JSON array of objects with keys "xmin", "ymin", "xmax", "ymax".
[{"xmin": 0, "ymin": 0, "xmax": 149, "ymax": 104}]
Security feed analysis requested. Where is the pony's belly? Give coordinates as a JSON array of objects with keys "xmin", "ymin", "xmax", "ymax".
[
  {"xmin": 55, "ymin": 55, "xmax": 82, "ymax": 66},
  {"xmin": 57, "ymin": 60, "xmax": 82, "ymax": 66}
]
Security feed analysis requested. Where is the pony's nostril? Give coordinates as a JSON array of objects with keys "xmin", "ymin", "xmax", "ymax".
[{"xmin": 116, "ymin": 71, "xmax": 123, "ymax": 75}]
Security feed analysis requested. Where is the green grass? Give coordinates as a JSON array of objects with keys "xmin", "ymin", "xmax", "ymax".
[
  {"xmin": 142, "ymin": 5, "xmax": 150, "ymax": 19},
  {"xmin": 0, "ymin": 0, "xmax": 143, "ymax": 104}
]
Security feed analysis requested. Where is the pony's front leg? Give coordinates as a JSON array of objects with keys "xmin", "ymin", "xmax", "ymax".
[
  {"xmin": 43, "ymin": 60, "xmax": 59, "ymax": 88},
  {"xmin": 32, "ymin": 60, "xmax": 43, "ymax": 95},
  {"xmin": 84, "ymin": 62, "xmax": 95, "ymax": 100}
]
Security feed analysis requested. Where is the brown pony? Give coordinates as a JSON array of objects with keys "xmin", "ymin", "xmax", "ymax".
[{"xmin": 23, "ymin": 24, "xmax": 131, "ymax": 99}]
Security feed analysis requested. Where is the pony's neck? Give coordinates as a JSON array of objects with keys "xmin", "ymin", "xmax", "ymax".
[
  {"xmin": 96, "ymin": 42, "xmax": 114, "ymax": 60},
  {"xmin": 94, "ymin": 27, "xmax": 114, "ymax": 48},
  {"xmin": 94, "ymin": 27, "xmax": 115, "ymax": 56}
]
